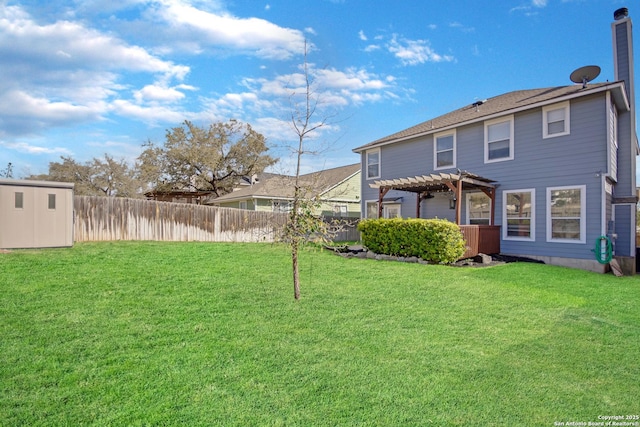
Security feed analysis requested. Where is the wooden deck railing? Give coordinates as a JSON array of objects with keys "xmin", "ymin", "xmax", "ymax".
[{"xmin": 459, "ymin": 225, "xmax": 501, "ymax": 259}]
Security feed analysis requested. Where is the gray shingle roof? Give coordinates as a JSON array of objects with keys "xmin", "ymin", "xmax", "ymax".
[
  {"xmin": 353, "ymin": 82, "xmax": 624, "ymax": 152},
  {"xmin": 209, "ymin": 163, "xmax": 360, "ymax": 203}
]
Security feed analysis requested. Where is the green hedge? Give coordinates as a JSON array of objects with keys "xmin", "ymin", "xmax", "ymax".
[{"xmin": 357, "ymin": 218, "xmax": 466, "ymax": 264}]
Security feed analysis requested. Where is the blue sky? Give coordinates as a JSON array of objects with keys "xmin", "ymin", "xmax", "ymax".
[{"xmin": 0, "ymin": 0, "xmax": 636, "ymax": 178}]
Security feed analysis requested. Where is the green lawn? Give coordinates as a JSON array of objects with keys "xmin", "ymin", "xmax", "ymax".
[{"xmin": 1, "ymin": 242, "xmax": 639, "ymax": 426}]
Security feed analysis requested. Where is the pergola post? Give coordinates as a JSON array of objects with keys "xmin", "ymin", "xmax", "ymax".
[
  {"xmin": 378, "ymin": 187, "xmax": 390, "ymax": 218},
  {"xmin": 444, "ymin": 181, "xmax": 461, "ymax": 225},
  {"xmin": 455, "ymin": 177, "xmax": 462, "ymax": 225},
  {"xmin": 480, "ymin": 187, "xmax": 496, "ymax": 226}
]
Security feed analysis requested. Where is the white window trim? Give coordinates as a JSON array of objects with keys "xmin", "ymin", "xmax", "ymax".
[
  {"xmin": 542, "ymin": 101, "xmax": 570, "ymax": 139},
  {"xmin": 333, "ymin": 204, "xmax": 348, "ymax": 217},
  {"xmin": 465, "ymin": 192, "xmax": 491, "ymax": 225},
  {"xmin": 365, "ymin": 200, "xmax": 379, "ymax": 219},
  {"xmin": 484, "ymin": 115, "xmax": 514, "ymax": 163},
  {"xmin": 502, "ymin": 188, "xmax": 535, "ymax": 241},
  {"xmin": 433, "ymin": 130, "xmax": 456, "ymax": 170},
  {"xmin": 272, "ymin": 200, "xmax": 291, "ymax": 213},
  {"xmin": 364, "ymin": 199, "xmax": 402, "ymax": 218},
  {"xmin": 546, "ymin": 185, "xmax": 586, "ymax": 244},
  {"xmin": 365, "ymin": 148, "xmax": 380, "ymax": 180},
  {"xmin": 383, "ymin": 203, "xmax": 402, "ymax": 218},
  {"xmin": 606, "ymin": 93, "xmax": 618, "ymax": 182}
]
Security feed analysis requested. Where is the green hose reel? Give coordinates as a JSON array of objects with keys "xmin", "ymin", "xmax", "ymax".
[{"xmin": 593, "ymin": 235, "xmax": 613, "ymax": 264}]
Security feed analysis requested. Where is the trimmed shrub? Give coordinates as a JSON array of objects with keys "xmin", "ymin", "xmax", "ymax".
[{"xmin": 357, "ymin": 218, "xmax": 466, "ymax": 264}]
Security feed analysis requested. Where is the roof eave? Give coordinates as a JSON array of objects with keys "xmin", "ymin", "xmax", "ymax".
[
  {"xmin": 352, "ymin": 82, "xmax": 629, "ymax": 153},
  {"xmin": 0, "ymin": 178, "xmax": 75, "ymax": 189}
]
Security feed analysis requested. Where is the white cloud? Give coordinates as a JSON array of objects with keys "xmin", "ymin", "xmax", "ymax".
[
  {"xmin": 0, "ymin": 140, "xmax": 72, "ymax": 155},
  {"xmin": 0, "ymin": 90, "xmax": 102, "ymax": 134},
  {"xmin": 111, "ymin": 100, "xmax": 187, "ymax": 125},
  {"xmin": 198, "ymin": 63, "xmax": 400, "ymax": 145},
  {"xmin": 134, "ymin": 84, "xmax": 188, "ymax": 104},
  {"xmin": 387, "ymin": 34, "xmax": 454, "ymax": 65},
  {"xmin": 242, "ymin": 66, "xmax": 394, "ymax": 107},
  {"xmin": 153, "ymin": 0, "xmax": 307, "ymax": 59},
  {"xmin": 314, "ymin": 68, "xmax": 389, "ymax": 91},
  {"xmin": 0, "ymin": 6, "xmax": 189, "ymax": 80},
  {"xmin": 0, "ymin": 3, "xmax": 192, "ymax": 137},
  {"xmin": 449, "ymin": 21, "xmax": 475, "ymax": 33},
  {"xmin": 358, "ymin": 30, "xmax": 367, "ymax": 41},
  {"xmin": 510, "ymin": 0, "xmax": 547, "ymax": 14}
]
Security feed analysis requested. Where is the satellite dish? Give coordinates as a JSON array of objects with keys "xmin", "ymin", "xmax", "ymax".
[{"xmin": 570, "ymin": 65, "xmax": 601, "ymax": 88}]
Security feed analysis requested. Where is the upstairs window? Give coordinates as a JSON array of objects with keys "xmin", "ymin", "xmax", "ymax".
[
  {"xmin": 543, "ymin": 101, "xmax": 570, "ymax": 138},
  {"xmin": 48, "ymin": 194, "xmax": 56, "ymax": 210},
  {"xmin": 485, "ymin": 116, "xmax": 514, "ymax": 163},
  {"xmin": 366, "ymin": 149, "xmax": 380, "ymax": 180},
  {"xmin": 434, "ymin": 131, "xmax": 456, "ymax": 170}
]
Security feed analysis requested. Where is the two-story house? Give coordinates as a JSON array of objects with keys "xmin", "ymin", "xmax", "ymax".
[{"xmin": 353, "ymin": 8, "xmax": 638, "ymax": 274}]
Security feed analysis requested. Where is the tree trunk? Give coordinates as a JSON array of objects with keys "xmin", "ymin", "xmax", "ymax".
[{"xmin": 291, "ymin": 240, "xmax": 301, "ymax": 300}]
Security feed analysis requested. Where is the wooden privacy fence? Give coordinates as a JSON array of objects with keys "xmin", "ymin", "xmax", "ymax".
[
  {"xmin": 74, "ymin": 196, "xmax": 289, "ymax": 243},
  {"xmin": 322, "ymin": 217, "xmax": 360, "ymax": 242}
]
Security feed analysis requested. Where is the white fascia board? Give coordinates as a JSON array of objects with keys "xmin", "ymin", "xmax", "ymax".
[{"xmin": 353, "ymin": 82, "xmax": 630, "ymax": 152}]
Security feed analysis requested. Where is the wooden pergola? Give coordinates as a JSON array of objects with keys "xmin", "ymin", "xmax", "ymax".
[{"xmin": 370, "ymin": 171, "xmax": 497, "ymax": 225}]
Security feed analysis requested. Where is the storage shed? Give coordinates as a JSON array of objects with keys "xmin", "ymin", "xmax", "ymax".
[{"xmin": 0, "ymin": 179, "xmax": 74, "ymax": 249}]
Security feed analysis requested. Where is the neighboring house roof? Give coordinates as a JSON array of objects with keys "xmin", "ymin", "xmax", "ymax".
[
  {"xmin": 144, "ymin": 189, "xmax": 213, "ymax": 197},
  {"xmin": 208, "ymin": 163, "xmax": 360, "ymax": 204},
  {"xmin": 353, "ymin": 82, "xmax": 630, "ymax": 152}
]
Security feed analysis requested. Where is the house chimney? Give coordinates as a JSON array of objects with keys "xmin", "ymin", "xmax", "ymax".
[
  {"xmin": 611, "ymin": 7, "xmax": 637, "ymax": 196},
  {"xmin": 612, "ymin": 7, "xmax": 635, "ymax": 108}
]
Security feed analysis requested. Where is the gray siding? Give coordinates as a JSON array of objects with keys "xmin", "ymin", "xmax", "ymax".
[
  {"xmin": 612, "ymin": 19, "xmax": 637, "ymax": 257},
  {"xmin": 615, "ymin": 21, "xmax": 632, "ymax": 100},
  {"xmin": 614, "ymin": 204, "xmax": 634, "ymax": 257},
  {"xmin": 362, "ymin": 92, "xmax": 621, "ymax": 262}
]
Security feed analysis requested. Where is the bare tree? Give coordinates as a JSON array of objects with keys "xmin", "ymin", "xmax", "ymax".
[
  {"xmin": 283, "ymin": 41, "xmax": 336, "ymax": 300},
  {"xmin": 0, "ymin": 162, "xmax": 13, "ymax": 179}
]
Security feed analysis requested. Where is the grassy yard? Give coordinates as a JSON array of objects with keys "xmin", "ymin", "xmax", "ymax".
[{"xmin": 1, "ymin": 242, "xmax": 639, "ymax": 426}]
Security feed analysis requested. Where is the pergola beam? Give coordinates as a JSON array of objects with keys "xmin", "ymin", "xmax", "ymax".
[{"xmin": 370, "ymin": 171, "xmax": 497, "ymax": 223}]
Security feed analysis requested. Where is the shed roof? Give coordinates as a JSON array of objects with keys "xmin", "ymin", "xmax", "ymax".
[{"xmin": 0, "ymin": 178, "xmax": 74, "ymax": 189}]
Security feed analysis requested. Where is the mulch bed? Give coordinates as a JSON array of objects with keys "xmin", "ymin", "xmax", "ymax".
[{"xmin": 324, "ymin": 244, "xmax": 544, "ymax": 267}]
